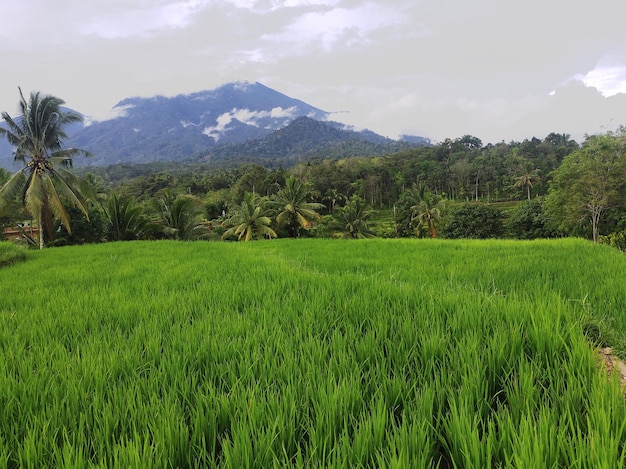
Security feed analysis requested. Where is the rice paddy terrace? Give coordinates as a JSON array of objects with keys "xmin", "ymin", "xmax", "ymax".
[{"xmin": 1, "ymin": 238, "xmax": 625, "ymax": 468}]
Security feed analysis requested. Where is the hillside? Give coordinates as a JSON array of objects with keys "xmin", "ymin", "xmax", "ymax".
[{"xmin": 200, "ymin": 116, "xmax": 420, "ymax": 165}]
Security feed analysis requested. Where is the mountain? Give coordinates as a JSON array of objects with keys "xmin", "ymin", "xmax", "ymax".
[
  {"xmin": 201, "ymin": 116, "xmax": 420, "ymax": 165},
  {"xmin": 0, "ymin": 81, "xmax": 429, "ymax": 169}
]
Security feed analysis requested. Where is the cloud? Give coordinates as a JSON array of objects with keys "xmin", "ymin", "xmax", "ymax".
[
  {"xmin": 260, "ymin": 2, "xmax": 413, "ymax": 54},
  {"xmin": 83, "ymin": 104, "xmax": 137, "ymax": 127},
  {"xmin": 203, "ymin": 106, "xmax": 298, "ymax": 140},
  {"xmin": 78, "ymin": 0, "xmax": 214, "ymax": 39},
  {"xmin": 579, "ymin": 65, "xmax": 626, "ymax": 97},
  {"xmin": 228, "ymin": 0, "xmax": 339, "ymax": 13},
  {"xmin": 1, "ymin": 0, "xmax": 626, "ymax": 144}
]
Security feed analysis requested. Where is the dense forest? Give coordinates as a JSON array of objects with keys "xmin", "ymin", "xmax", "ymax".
[
  {"xmin": 1, "ymin": 90, "xmax": 626, "ymax": 248},
  {"xmin": 4, "ymin": 127, "xmax": 626, "ymax": 249}
]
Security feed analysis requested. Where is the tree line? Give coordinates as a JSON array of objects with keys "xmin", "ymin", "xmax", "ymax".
[{"xmin": 1, "ymin": 89, "xmax": 626, "ymax": 248}]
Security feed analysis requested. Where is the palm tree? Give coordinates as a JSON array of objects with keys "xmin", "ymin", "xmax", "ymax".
[
  {"xmin": 338, "ymin": 194, "xmax": 376, "ymax": 239},
  {"xmin": 0, "ymin": 88, "xmax": 92, "ymax": 249},
  {"xmin": 269, "ymin": 177, "xmax": 324, "ymax": 237},
  {"xmin": 514, "ymin": 168, "xmax": 541, "ymax": 200},
  {"xmin": 411, "ymin": 183, "xmax": 445, "ymax": 238},
  {"xmin": 105, "ymin": 192, "xmax": 149, "ymax": 241},
  {"xmin": 155, "ymin": 192, "xmax": 208, "ymax": 241},
  {"xmin": 222, "ymin": 192, "xmax": 277, "ymax": 241},
  {"xmin": 322, "ymin": 188, "xmax": 346, "ymax": 214}
]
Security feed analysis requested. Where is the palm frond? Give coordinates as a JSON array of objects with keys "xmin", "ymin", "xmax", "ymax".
[
  {"xmin": 42, "ymin": 175, "xmax": 72, "ymax": 233},
  {"xmin": 0, "ymin": 169, "xmax": 27, "ymax": 206},
  {"xmin": 47, "ymin": 168, "xmax": 90, "ymax": 218},
  {"xmin": 53, "ymin": 166, "xmax": 97, "ymax": 207},
  {"xmin": 24, "ymin": 173, "xmax": 44, "ymax": 220}
]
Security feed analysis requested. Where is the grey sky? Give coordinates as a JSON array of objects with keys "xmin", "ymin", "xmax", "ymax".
[{"xmin": 1, "ymin": 0, "xmax": 625, "ymax": 144}]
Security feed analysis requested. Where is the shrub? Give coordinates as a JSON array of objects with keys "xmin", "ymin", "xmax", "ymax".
[
  {"xmin": 599, "ymin": 231, "xmax": 626, "ymax": 251},
  {"xmin": 509, "ymin": 198, "xmax": 561, "ymax": 239},
  {"xmin": 441, "ymin": 203, "xmax": 505, "ymax": 239}
]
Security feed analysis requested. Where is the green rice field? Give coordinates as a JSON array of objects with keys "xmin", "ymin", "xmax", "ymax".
[{"xmin": 1, "ymin": 238, "xmax": 626, "ymax": 468}]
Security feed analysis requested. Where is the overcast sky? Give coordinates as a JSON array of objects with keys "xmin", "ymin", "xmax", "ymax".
[{"xmin": 1, "ymin": 0, "xmax": 626, "ymax": 144}]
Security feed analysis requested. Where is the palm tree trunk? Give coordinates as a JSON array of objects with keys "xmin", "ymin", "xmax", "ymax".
[{"xmin": 38, "ymin": 211, "xmax": 44, "ymax": 250}]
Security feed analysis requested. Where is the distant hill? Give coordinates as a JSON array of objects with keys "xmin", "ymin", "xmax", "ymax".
[
  {"xmin": 0, "ymin": 81, "xmax": 430, "ymax": 169},
  {"xmin": 201, "ymin": 116, "xmax": 421, "ymax": 165}
]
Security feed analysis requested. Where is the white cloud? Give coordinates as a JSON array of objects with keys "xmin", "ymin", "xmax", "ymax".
[
  {"xmin": 203, "ymin": 106, "xmax": 298, "ymax": 140},
  {"xmin": 228, "ymin": 0, "xmax": 339, "ymax": 13},
  {"xmin": 83, "ymin": 104, "xmax": 136, "ymax": 126},
  {"xmin": 580, "ymin": 67, "xmax": 626, "ymax": 97},
  {"xmin": 79, "ymin": 0, "xmax": 212, "ymax": 39},
  {"xmin": 261, "ymin": 2, "xmax": 411, "ymax": 53}
]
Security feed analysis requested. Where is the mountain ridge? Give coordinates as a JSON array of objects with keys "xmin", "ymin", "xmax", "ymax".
[{"xmin": 0, "ymin": 81, "xmax": 429, "ymax": 169}]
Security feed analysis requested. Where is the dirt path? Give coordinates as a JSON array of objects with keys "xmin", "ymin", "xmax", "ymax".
[{"xmin": 597, "ymin": 347, "xmax": 626, "ymax": 387}]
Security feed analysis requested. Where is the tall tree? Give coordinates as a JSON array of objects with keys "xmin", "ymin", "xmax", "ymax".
[
  {"xmin": 546, "ymin": 132, "xmax": 626, "ymax": 242},
  {"xmin": 514, "ymin": 167, "xmax": 542, "ymax": 200},
  {"xmin": 269, "ymin": 177, "xmax": 324, "ymax": 237},
  {"xmin": 411, "ymin": 184, "xmax": 445, "ymax": 238},
  {"xmin": 0, "ymin": 89, "xmax": 92, "ymax": 248},
  {"xmin": 323, "ymin": 188, "xmax": 346, "ymax": 214}
]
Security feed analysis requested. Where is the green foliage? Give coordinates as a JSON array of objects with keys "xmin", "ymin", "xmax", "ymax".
[
  {"xmin": 104, "ymin": 193, "xmax": 149, "ymax": 241},
  {"xmin": 442, "ymin": 203, "xmax": 505, "ymax": 239},
  {"xmin": 337, "ymin": 194, "xmax": 376, "ymax": 239},
  {"xmin": 1, "ymin": 239, "xmax": 626, "ymax": 466},
  {"xmin": 545, "ymin": 131, "xmax": 626, "ymax": 242},
  {"xmin": 0, "ymin": 241, "xmax": 27, "ymax": 267},
  {"xmin": 0, "ymin": 168, "xmax": 9, "ymax": 187},
  {"xmin": 222, "ymin": 192, "xmax": 277, "ymax": 241},
  {"xmin": 393, "ymin": 190, "xmax": 419, "ymax": 237},
  {"xmin": 153, "ymin": 192, "xmax": 208, "ymax": 241},
  {"xmin": 269, "ymin": 176, "xmax": 324, "ymax": 237},
  {"xmin": 599, "ymin": 231, "xmax": 626, "ymax": 252},
  {"xmin": 509, "ymin": 198, "xmax": 561, "ymax": 239},
  {"xmin": 513, "ymin": 167, "xmax": 542, "ymax": 200},
  {"xmin": 54, "ymin": 206, "xmax": 108, "ymax": 245},
  {"xmin": 308, "ymin": 214, "xmax": 341, "ymax": 238},
  {"xmin": 410, "ymin": 184, "xmax": 446, "ymax": 238}
]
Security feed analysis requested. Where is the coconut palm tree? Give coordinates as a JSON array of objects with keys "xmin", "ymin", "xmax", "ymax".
[
  {"xmin": 411, "ymin": 183, "xmax": 445, "ymax": 238},
  {"xmin": 105, "ymin": 192, "xmax": 149, "ymax": 241},
  {"xmin": 222, "ymin": 192, "xmax": 277, "ymax": 241},
  {"xmin": 338, "ymin": 194, "xmax": 375, "ymax": 239},
  {"xmin": 155, "ymin": 192, "xmax": 208, "ymax": 241},
  {"xmin": 269, "ymin": 177, "xmax": 324, "ymax": 237},
  {"xmin": 514, "ymin": 168, "xmax": 541, "ymax": 200},
  {"xmin": 0, "ymin": 88, "xmax": 92, "ymax": 249},
  {"xmin": 323, "ymin": 188, "xmax": 346, "ymax": 214}
]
